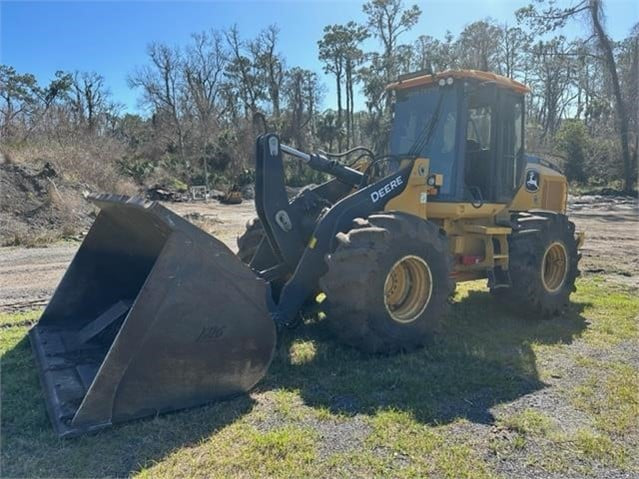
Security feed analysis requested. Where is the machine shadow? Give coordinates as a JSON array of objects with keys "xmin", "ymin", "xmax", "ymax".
[
  {"xmin": 0, "ymin": 335, "xmax": 256, "ymax": 478},
  {"xmin": 1, "ymin": 291, "xmax": 588, "ymax": 477},
  {"xmin": 262, "ymin": 289, "xmax": 589, "ymax": 426}
]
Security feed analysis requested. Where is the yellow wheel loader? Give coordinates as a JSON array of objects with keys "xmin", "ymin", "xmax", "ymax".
[{"xmin": 29, "ymin": 70, "xmax": 582, "ymax": 437}]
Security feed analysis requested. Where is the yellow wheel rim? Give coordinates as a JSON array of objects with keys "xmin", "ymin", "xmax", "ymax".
[
  {"xmin": 384, "ymin": 255, "xmax": 433, "ymax": 323},
  {"xmin": 541, "ymin": 242, "xmax": 568, "ymax": 293}
]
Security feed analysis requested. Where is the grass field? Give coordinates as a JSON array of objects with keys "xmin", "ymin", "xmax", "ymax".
[{"xmin": 1, "ymin": 276, "xmax": 637, "ymax": 478}]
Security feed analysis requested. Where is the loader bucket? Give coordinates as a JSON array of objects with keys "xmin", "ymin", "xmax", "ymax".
[{"xmin": 29, "ymin": 194, "xmax": 276, "ymax": 437}]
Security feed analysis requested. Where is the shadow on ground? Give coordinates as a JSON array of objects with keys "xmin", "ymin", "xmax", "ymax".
[
  {"xmin": 265, "ymin": 289, "xmax": 589, "ymax": 425},
  {"xmin": 1, "ymin": 289, "xmax": 588, "ymax": 477}
]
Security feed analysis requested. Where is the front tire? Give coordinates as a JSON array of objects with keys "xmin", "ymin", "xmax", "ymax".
[
  {"xmin": 237, "ymin": 217, "xmax": 264, "ymax": 264},
  {"xmin": 319, "ymin": 213, "xmax": 453, "ymax": 354}
]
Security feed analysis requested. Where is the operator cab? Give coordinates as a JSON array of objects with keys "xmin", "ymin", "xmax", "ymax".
[{"xmin": 388, "ymin": 70, "xmax": 527, "ymax": 205}]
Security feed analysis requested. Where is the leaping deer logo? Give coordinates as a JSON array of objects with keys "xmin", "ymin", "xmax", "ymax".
[{"xmin": 525, "ymin": 170, "xmax": 540, "ymax": 192}]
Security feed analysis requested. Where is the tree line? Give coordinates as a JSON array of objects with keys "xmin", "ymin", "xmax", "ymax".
[{"xmin": 1, "ymin": 0, "xmax": 637, "ymax": 192}]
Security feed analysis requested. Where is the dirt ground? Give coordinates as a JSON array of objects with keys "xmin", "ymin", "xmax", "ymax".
[
  {"xmin": 568, "ymin": 195, "xmax": 639, "ymax": 286},
  {"xmin": 0, "ymin": 161, "xmax": 96, "ymax": 246},
  {"xmin": 0, "ymin": 195, "xmax": 636, "ymax": 312},
  {"xmin": 0, "ymin": 200, "xmax": 255, "ymax": 312}
]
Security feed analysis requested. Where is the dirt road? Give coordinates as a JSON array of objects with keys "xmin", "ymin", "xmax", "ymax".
[
  {"xmin": 1, "ymin": 196, "xmax": 636, "ymax": 312},
  {"xmin": 0, "ymin": 200, "xmax": 256, "ymax": 312},
  {"xmin": 568, "ymin": 195, "xmax": 639, "ymax": 286}
]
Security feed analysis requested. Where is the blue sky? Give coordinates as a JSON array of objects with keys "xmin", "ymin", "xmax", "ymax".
[{"xmin": 2, "ymin": 0, "xmax": 637, "ymax": 114}]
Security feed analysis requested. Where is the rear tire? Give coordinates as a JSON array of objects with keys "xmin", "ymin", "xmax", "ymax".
[
  {"xmin": 494, "ymin": 212, "xmax": 580, "ymax": 317},
  {"xmin": 237, "ymin": 218, "xmax": 264, "ymax": 264},
  {"xmin": 319, "ymin": 213, "xmax": 453, "ymax": 354}
]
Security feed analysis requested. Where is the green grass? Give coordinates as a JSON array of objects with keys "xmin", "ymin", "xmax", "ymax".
[
  {"xmin": 1, "ymin": 277, "xmax": 638, "ymax": 478},
  {"xmin": 138, "ymin": 424, "xmax": 318, "ymax": 478},
  {"xmin": 572, "ymin": 361, "xmax": 639, "ymax": 436},
  {"xmin": 0, "ymin": 309, "xmax": 40, "ymax": 328},
  {"xmin": 500, "ymin": 409, "xmax": 554, "ymax": 436},
  {"xmin": 575, "ymin": 277, "xmax": 639, "ymax": 346}
]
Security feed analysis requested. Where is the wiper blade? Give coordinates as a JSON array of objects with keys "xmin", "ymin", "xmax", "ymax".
[{"xmin": 408, "ymin": 88, "xmax": 446, "ymax": 157}]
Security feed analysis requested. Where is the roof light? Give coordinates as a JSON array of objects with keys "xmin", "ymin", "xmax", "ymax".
[
  {"xmin": 438, "ymin": 78, "xmax": 446, "ymax": 87},
  {"xmin": 446, "ymin": 77, "xmax": 454, "ymax": 85}
]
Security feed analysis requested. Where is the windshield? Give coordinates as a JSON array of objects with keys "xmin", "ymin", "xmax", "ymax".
[{"xmin": 390, "ymin": 86, "xmax": 459, "ymax": 195}]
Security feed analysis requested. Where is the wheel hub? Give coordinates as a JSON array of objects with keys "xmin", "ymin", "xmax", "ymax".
[
  {"xmin": 541, "ymin": 241, "xmax": 568, "ymax": 293},
  {"xmin": 384, "ymin": 255, "xmax": 433, "ymax": 323}
]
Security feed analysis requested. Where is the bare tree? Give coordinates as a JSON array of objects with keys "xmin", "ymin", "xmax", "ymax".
[
  {"xmin": 457, "ymin": 19, "xmax": 502, "ymax": 72},
  {"xmin": 412, "ymin": 35, "xmax": 439, "ymax": 73},
  {"xmin": 498, "ymin": 24, "xmax": 531, "ymax": 79},
  {"xmin": 129, "ymin": 43, "xmax": 187, "ymax": 168},
  {"xmin": 589, "ymin": 0, "xmax": 633, "ymax": 192},
  {"xmin": 318, "ymin": 24, "xmax": 346, "ymax": 148},
  {"xmin": 517, "ymin": 0, "xmax": 635, "ymax": 192},
  {"xmin": 0, "ymin": 66, "xmax": 71, "ymax": 140},
  {"xmin": 529, "ymin": 37, "xmax": 579, "ymax": 138},
  {"xmin": 284, "ymin": 67, "xmax": 320, "ymax": 149},
  {"xmin": 621, "ymin": 25, "xmax": 639, "ymax": 176},
  {"xmin": 184, "ymin": 30, "xmax": 228, "ymax": 137},
  {"xmin": 224, "ymin": 25, "xmax": 263, "ymax": 118},
  {"xmin": 0, "ymin": 65, "xmax": 40, "ymax": 138},
  {"xmin": 252, "ymin": 25, "xmax": 285, "ymax": 122},
  {"xmin": 71, "ymin": 71, "xmax": 109, "ymax": 133},
  {"xmin": 412, "ymin": 31, "xmax": 460, "ymax": 73},
  {"xmin": 363, "ymin": 0, "xmax": 421, "ymax": 85}
]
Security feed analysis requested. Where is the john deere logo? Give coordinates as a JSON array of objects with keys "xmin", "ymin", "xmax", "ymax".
[
  {"xmin": 371, "ymin": 176, "xmax": 403, "ymax": 203},
  {"xmin": 525, "ymin": 170, "xmax": 540, "ymax": 192}
]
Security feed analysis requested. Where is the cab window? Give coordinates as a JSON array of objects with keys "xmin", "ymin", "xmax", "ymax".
[{"xmin": 467, "ymin": 106, "xmax": 492, "ymax": 148}]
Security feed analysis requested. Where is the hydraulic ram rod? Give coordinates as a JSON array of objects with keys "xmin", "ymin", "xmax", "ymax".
[
  {"xmin": 280, "ymin": 143, "xmax": 364, "ymax": 187},
  {"xmin": 280, "ymin": 144, "xmax": 311, "ymax": 163}
]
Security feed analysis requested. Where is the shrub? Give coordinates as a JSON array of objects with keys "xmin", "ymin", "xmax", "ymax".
[{"xmin": 554, "ymin": 120, "xmax": 588, "ymax": 183}]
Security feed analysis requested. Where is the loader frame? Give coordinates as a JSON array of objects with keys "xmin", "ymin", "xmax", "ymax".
[{"xmin": 252, "ymin": 134, "xmax": 422, "ymax": 326}]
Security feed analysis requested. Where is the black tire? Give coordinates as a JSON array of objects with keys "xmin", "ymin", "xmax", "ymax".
[
  {"xmin": 237, "ymin": 217, "xmax": 265, "ymax": 264},
  {"xmin": 494, "ymin": 212, "xmax": 580, "ymax": 317},
  {"xmin": 319, "ymin": 212, "xmax": 453, "ymax": 354}
]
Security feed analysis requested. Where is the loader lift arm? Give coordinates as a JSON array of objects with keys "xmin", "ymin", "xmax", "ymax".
[
  {"xmin": 253, "ymin": 134, "xmax": 415, "ymax": 327},
  {"xmin": 254, "ymin": 134, "xmax": 365, "ymax": 270}
]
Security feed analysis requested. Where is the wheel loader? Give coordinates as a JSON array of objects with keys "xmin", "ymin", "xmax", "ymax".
[{"xmin": 29, "ymin": 70, "xmax": 582, "ymax": 437}]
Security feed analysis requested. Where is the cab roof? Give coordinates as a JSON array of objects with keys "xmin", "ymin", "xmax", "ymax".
[{"xmin": 386, "ymin": 69, "xmax": 531, "ymax": 95}]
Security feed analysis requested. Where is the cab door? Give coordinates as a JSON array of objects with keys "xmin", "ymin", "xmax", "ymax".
[
  {"xmin": 463, "ymin": 84, "xmax": 497, "ymax": 203},
  {"xmin": 495, "ymin": 92, "xmax": 525, "ymax": 202}
]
